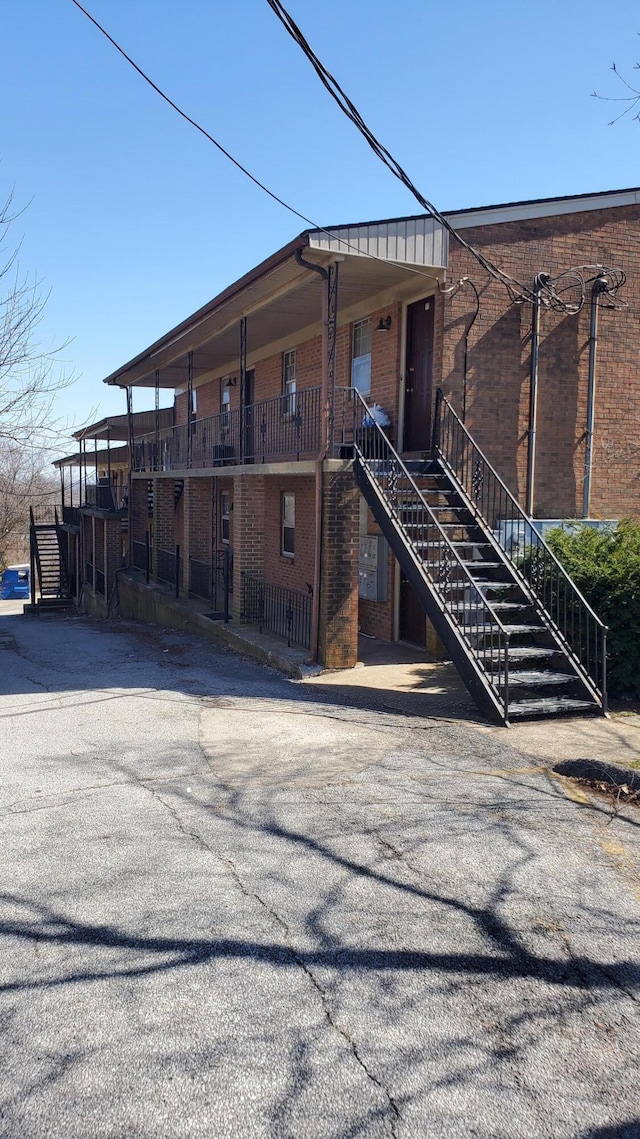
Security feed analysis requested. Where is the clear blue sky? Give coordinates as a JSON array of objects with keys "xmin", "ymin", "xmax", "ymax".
[{"xmin": 3, "ymin": 0, "xmax": 639, "ymax": 451}]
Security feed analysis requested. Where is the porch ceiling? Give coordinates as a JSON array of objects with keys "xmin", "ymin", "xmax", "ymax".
[{"xmin": 104, "ymin": 219, "xmax": 447, "ymax": 391}]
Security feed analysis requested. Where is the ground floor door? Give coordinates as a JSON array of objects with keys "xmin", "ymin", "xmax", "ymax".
[
  {"xmin": 399, "ymin": 572, "xmax": 426, "ymax": 646},
  {"xmin": 403, "ymin": 296, "xmax": 435, "ymax": 453}
]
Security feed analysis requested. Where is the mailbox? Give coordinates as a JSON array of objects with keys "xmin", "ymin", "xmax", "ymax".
[{"xmin": 358, "ymin": 534, "xmax": 388, "ymax": 602}]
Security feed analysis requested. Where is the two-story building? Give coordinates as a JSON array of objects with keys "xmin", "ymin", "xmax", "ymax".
[{"xmin": 89, "ymin": 186, "xmax": 639, "ymax": 723}]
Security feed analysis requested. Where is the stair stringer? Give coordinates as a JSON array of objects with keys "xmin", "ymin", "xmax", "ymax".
[
  {"xmin": 355, "ymin": 458, "xmax": 509, "ymax": 726},
  {"xmin": 431, "ymin": 455, "xmax": 604, "ymax": 711}
]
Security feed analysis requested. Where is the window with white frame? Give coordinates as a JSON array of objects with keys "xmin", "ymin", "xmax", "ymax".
[
  {"xmin": 282, "ymin": 348, "xmax": 297, "ymax": 416},
  {"xmin": 281, "ymin": 493, "xmax": 295, "ymax": 557},
  {"xmin": 220, "ymin": 491, "xmax": 230, "ymax": 543},
  {"xmin": 221, "ymin": 382, "xmax": 231, "ymax": 427},
  {"xmin": 351, "ymin": 318, "xmax": 372, "ymax": 395}
]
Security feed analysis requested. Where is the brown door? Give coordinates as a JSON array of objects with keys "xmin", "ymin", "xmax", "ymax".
[
  {"xmin": 399, "ymin": 573, "xmax": 427, "ymax": 646},
  {"xmin": 403, "ymin": 297, "xmax": 434, "ymax": 452}
]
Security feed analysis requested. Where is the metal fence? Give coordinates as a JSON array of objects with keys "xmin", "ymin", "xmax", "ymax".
[
  {"xmin": 188, "ymin": 551, "xmax": 233, "ymax": 619},
  {"xmin": 156, "ymin": 546, "xmax": 181, "ymax": 589},
  {"xmin": 130, "ymin": 385, "xmax": 359, "ymax": 473},
  {"xmin": 242, "ymin": 574, "xmax": 312, "ymax": 649},
  {"xmin": 131, "ymin": 539, "xmax": 148, "ymax": 573},
  {"xmin": 95, "ymin": 568, "xmax": 106, "ymax": 597}
]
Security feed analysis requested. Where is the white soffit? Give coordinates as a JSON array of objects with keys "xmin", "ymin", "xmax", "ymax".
[{"xmin": 307, "ymin": 217, "xmax": 448, "ymax": 268}]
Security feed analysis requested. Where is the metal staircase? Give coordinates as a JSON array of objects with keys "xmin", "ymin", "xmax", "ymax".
[
  {"xmin": 29, "ymin": 507, "xmax": 74, "ymax": 610},
  {"xmin": 352, "ymin": 389, "xmax": 607, "ymax": 726}
]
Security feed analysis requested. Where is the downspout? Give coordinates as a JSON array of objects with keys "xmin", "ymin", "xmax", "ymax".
[
  {"xmin": 295, "ymin": 248, "xmax": 329, "ymax": 664},
  {"xmin": 584, "ymin": 275, "xmax": 608, "ymax": 518},
  {"xmin": 125, "ymin": 386, "xmax": 134, "ymax": 569},
  {"xmin": 461, "ymin": 278, "xmax": 480, "ymax": 424},
  {"xmin": 526, "ymin": 273, "xmax": 549, "ymax": 516}
]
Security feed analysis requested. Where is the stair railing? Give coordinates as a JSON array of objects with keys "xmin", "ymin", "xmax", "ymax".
[
  {"xmin": 54, "ymin": 506, "xmax": 71, "ymax": 598},
  {"xmin": 433, "ymin": 389, "xmax": 607, "ymax": 708},
  {"xmin": 352, "ymin": 390, "xmax": 511, "ymax": 716}
]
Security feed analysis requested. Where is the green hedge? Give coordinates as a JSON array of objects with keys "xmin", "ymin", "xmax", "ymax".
[{"xmin": 545, "ymin": 520, "xmax": 640, "ymax": 698}]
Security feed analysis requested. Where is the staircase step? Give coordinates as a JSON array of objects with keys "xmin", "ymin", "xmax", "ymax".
[
  {"xmin": 462, "ymin": 561, "xmax": 508, "ymax": 570},
  {"xmin": 508, "ymin": 670, "xmax": 578, "ymax": 688},
  {"xmin": 508, "ymin": 697, "xmax": 598, "ymax": 719},
  {"xmin": 507, "ymin": 646, "xmax": 563, "ymax": 661}
]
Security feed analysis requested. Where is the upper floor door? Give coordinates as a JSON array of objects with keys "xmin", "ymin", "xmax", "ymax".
[{"xmin": 403, "ymin": 296, "xmax": 434, "ymax": 453}]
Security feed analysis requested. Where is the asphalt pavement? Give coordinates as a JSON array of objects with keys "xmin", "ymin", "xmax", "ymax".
[{"xmin": 0, "ymin": 602, "xmax": 638, "ymax": 1139}]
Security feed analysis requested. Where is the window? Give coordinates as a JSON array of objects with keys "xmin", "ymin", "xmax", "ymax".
[
  {"xmin": 221, "ymin": 491, "xmax": 230, "ymax": 544},
  {"xmin": 221, "ymin": 383, "xmax": 231, "ymax": 427},
  {"xmin": 351, "ymin": 318, "xmax": 372, "ymax": 395},
  {"xmin": 281, "ymin": 493, "xmax": 295, "ymax": 557},
  {"xmin": 282, "ymin": 348, "xmax": 297, "ymax": 416}
]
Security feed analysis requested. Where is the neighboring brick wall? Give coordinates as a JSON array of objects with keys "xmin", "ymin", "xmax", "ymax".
[
  {"xmin": 105, "ymin": 515, "xmax": 123, "ymax": 595},
  {"xmin": 232, "ymin": 474, "xmax": 265, "ymax": 621},
  {"xmin": 130, "ymin": 480, "xmax": 150, "ymax": 546},
  {"xmin": 263, "ymin": 477, "xmax": 315, "ymax": 595},
  {"xmin": 440, "ymin": 204, "xmax": 640, "ymax": 519},
  {"xmin": 182, "ymin": 477, "xmax": 213, "ymax": 594},
  {"xmin": 152, "ymin": 478, "xmax": 175, "ymax": 579},
  {"xmin": 319, "ymin": 468, "xmax": 359, "ymax": 669}
]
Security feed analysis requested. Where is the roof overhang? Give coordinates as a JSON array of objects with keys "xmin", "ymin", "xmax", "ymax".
[
  {"xmin": 54, "ymin": 443, "xmax": 130, "ymax": 469},
  {"xmin": 103, "ymin": 218, "xmax": 448, "ymax": 391},
  {"xmin": 74, "ymin": 408, "xmax": 173, "ymax": 441}
]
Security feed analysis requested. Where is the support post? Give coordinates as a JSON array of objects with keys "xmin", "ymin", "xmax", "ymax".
[
  {"xmin": 584, "ymin": 275, "xmax": 608, "ymax": 518},
  {"xmin": 526, "ymin": 275, "xmax": 545, "ymax": 516},
  {"xmin": 175, "ymin": 545, "xmax": 180, "ymax": 599},
  {"xmin": 187, "ymin": 352, "xmax": 193, "ymax": 469},
  {"xmin": 239, "ymin": 316, "xmax": 247, "ymax": 461},
  {"xmin": 326, "ymin": 261, "xmax": 339, "ymax": 455},
  {"xmin": 125, "ymin": 386, "xmax": 134, "ymax": 567},
  {"xmin": 155, "ymin": 368, "xmax": 160, "ymax": 472}
]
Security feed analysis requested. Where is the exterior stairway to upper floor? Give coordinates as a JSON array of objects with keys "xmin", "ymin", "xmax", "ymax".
[
  {"xmin": 29, "ymin": 507, "xmax": 73, "ymax": 609},
  {"xmin": 352, "ymin": 390, "xmax": 607, "ymax": 726}
]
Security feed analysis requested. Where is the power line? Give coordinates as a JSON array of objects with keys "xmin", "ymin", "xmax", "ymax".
[
  {"xmin": 68, "ymin": 0, "xmax": 440, "ymax": 286},
  {"xmin": 264, "ymin": 0, "xmax": 627, "ymax": 314}
]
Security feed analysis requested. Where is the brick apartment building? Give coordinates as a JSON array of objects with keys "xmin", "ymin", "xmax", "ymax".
[{"xmin": 46, "ymin": 186, "xmax": 637, "ymax": 721}]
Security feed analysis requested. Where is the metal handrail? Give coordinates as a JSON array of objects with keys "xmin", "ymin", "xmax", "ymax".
[
  {"xmin": 433, "ymin": 388, "xmax": 607, "ymax": 703},
  {"xmin": 434, "ymin": 390, "xmax": 606, "ymax": 626},
  {"xmin": 351, "ymin": 389, "xmax": 511, "ymax": 714}
]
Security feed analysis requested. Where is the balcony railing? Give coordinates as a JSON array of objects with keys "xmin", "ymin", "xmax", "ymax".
[
  {"xmin": 132, "ymin": 387, "xmax": 358, "ymax": 473},
  {"xmin": 241, "ymin": 574, "xmax": 312, "ymax": 649}
]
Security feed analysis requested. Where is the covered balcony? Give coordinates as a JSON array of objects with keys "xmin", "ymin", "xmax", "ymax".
[{"xmin": 103, "ymin": 215, "xmax": 448, "ymax": 473}]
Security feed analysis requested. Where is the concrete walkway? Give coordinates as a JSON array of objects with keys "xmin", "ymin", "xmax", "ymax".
[
  {"xmin": 0, "ymin": 603, "xmax": 639, "ymax": 1138},
  {"xmin": 305, "ymin": 634, "xmax": 640, "ymax": 768}
]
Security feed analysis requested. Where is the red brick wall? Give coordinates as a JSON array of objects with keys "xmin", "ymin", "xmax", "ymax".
[
  {"xmin": 440, "ymin": 203, "xmax": 640, "ymax": 519},
  {"xmin": 319, "ymin": 468, "xmax": 359, "ymax": 668},
  {"xmin": 263, "ymin": 477, "xmax": 315, "ymax": 594}
]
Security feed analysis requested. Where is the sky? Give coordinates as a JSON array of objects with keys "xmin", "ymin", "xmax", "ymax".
[{"xmin": 2, "ymin": 0, "xmax": 640, "ymax": 455}]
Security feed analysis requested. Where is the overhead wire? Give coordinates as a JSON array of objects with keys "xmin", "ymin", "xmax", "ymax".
[
  {"xmin": 264, "ymin": 0, "xmax": 628, "ymax": 314},
  {"xmin": 68, "ymin": 0, "xmax": 443, "ymax": 288}
]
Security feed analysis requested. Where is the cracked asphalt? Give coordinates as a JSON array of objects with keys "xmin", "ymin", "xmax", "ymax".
[{"xmin": 0, "ymin": 603, "xmax": 639, "ymax": 1139}]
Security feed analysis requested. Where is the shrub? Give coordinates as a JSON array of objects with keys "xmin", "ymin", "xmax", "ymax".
[{"xmin": 545, "ymin": 520, "xmax": 640, "ymax": 698}]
